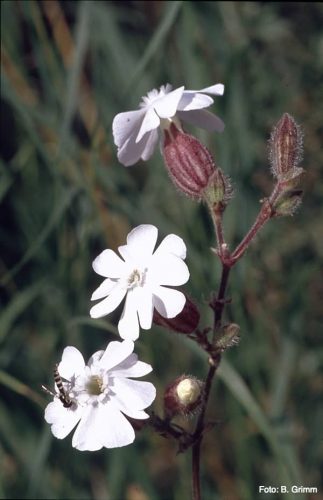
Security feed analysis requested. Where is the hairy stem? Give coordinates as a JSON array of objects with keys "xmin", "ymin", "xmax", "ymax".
[
  {"xmin": 211, "ymin": 207, "xmax": 225, "ymax": 250},
  {"xmin": 230, "ymin": 199, "xmax": 273, "ymax": 263},
  {"xmin": 192, "ymin": 181, "xmax": 282, "ymax": 498},
  {"xmin": 191, "ymin": 264, "xmax": 231, "ymax": 500},
  {"xmin": 230, "ymin": 181, "xmax": 284, "ymax": 265}
]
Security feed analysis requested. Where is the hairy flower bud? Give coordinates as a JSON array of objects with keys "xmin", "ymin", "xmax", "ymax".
[
  {"xmin": 269, "ymin": 113, "xmax": 303, "ymax": 181},
  {"xmin": 153, "ymin": 296, "xmax": 200, "ymax": 334},
  {"xmin": 273, "ymin": 189, "xmax": 303, "ymax": 217},
  {"xmin": 215, "ymin": 323, "xmax": 240, "ymax": 350},
  {"xmin": 279, "ymin": 167, "xmax": 304, "ymax": 190},
  {"xmin": 162, "ymin": 123, "xmax": 217, "ymax": 200},
  {"xmin": 164, "ymin": 375, "xmax": 204, "ymax": 418},
  {"xmin": 204, "ymin": 168, "xmax": 233, "ymax": 208}
]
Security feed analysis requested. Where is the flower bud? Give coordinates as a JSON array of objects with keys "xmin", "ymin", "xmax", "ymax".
[
  {"xmin": 204, "ymin": 168, "xmax": 233, "ymax": 208},
  {"xmin": 269, "ymin": 113, "xmax": 303, "ymax": 181},
  {"xmin": 162, "ymin": 123, "xmax": 216, "ymax": 200},
  {"xmin": 164, "ymin": 375, "xmax": 204, "ymax": 419},
  {"xmin": 273, "ymin": 189, "xmax": 303, "ymax": 217},
  {"xmin": 215, "ymin": 323, "xmax": 240, "ymax": 350},
  {"xmin": 278, "ymin": 167, "xmax": 304, "ymax": 190},
  {"xmin": 153, "ymin": 296, "xmax": 200, "ymax": 334}
]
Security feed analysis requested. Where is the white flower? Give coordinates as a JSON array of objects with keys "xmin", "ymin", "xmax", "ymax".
[
  {"xmin": 90, "ymin": 224, "xmax": 189, "ymax": 340},
  {"xmin": 113, "ymin": 83, "xmax": 225, "ymax": 166},
  {"xmin": 44, "ymin": 340, "xmax": 156, "ymax": 451}
]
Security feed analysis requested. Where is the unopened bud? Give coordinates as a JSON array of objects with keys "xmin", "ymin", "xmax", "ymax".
[
  {"xmin": 163, "ymin": 123, "xmax": 216, "ymax": 200},
  {"xmin": 164, "ymin": 375, "xmax": 204, "ymax": 418},
  {"xmin": 269, "ymin": 113, "xmax": 303, "ymax": 181},
  {"xmin": 204, "ymin": 168, "xmax": 233, "ymax": 208},
  {"xmin": 215, "ymin": 323, "xmax": 240, "ymax": 350},
  {"xmin": 153, "ymin": 296, "xmax": 200, "ymax": 334},
  {"xmin": 273, "ymin": 189, "xmax": 303, "ymax": 216},
  {"xmin": 279, "ymin": 167, "xmax": 304, "ymax": 190}
]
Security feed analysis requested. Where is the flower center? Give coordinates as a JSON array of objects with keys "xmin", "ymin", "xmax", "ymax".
[
  {"xmin": 127, "ymin": 268, "xmax": 146, "ymax": 289},
  {"xmin": 86, "ymin": 375, "xmax": 105, "ymax": 396}
]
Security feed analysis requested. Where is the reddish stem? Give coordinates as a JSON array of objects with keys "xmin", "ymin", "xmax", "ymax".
[
  {"xmin": 230, "ymin": 198, "xmax": 273, "ymax": 263},
  {"xmin": 192, "ymin": 181, "xmax": 283, "ymax": 498},
  {"xmin": 191, "ymin": 263, "xmax": 230, "ymax": 500},
  {"xmin": 230, "ymin": 181, "xmax": 284, "ymax": 264},
  {"xmin": 213, "ymin": 210, "xmax": 225, "ymax": 249},
  {"xmin": 209, "ymin": 204, "xmax": 228, "ymax": 262}
]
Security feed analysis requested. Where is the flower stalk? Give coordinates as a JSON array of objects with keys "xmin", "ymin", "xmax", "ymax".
[
  {"xmin": 189, "ymin": 113, "xmax": 303, "ymax": 499},
  {"xmin": 191, "ymin": 262, "xmax": 231, "ymax": 500},
  {"xmin": 131, "ymin": 111, "xmax": 303, "ymax": 500}
]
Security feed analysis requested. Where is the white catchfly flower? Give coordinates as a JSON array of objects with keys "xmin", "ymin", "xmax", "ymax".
[
  {"xmin": 113, "ymin": 83, "xmax": 225, "ymax": 166},
  {"xmin": 90, "ymin": 224, "xmax": 190, "ymax": 340},
  {"xmin": 44, "ymin": 340, "xmax": 156, "ymax": 451}
]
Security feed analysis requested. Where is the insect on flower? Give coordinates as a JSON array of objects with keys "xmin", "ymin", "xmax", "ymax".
[
  {"xmin": 44, "ymin": 341, "xmax": 156, "ymax": 451},
  {"xmin": 42, "ymin": 364, "xmax": 73, "ymax": 408}
]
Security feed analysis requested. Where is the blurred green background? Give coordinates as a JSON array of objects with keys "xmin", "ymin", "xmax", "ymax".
[{"xmin": 1, "ymin": 1, "xmax": 322, "ymax": 499}]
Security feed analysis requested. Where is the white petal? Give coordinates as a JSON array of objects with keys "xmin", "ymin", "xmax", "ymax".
[
  {"xmin": 99, "ymin": 403, "xmax": 135, "ymax": 448},
  {"xmin": 178, "ymin": 92, "xmax": 214, "ymax": 111},
  {"xmin": 72, "ymin": 406, "xmax": 104, "ymax": 451},
  {"xmin": 150, "ymin": 254, "xmax": 189, "ymax": 286},
  {"xmin": 118, "ymin": 290, "xmax": 140, "ymax": 341},
  {"xmin": 87, "ymin": 350, "xmax": 105, "ymax": 367},
  {"xmin": 153, "ymin": 286, "xmax": 186, "ymax": 318},
  {"xmin": 136, "ymin": 107, "xmax": 160, "ymax": 143},
  {"xmin": 45, "ymin": 400, "xmax": 83, "ymax": 439},
  {"xmin": 121, "ymin": 408, "xmax": 150, "ymax": 419},
  {"xmin": 182, "ymin": 84, "xmax": 224, "ymax": 98},
  {"xmin": 91, "ymin": 278, "xmax": 117, "ymax": 301},
  {"xmin": 136, "ymin": 287, "xmax": 153, "ymax": 330},
  {"xmin": 110, "ymin": 355, "xmax": 153, "ymax": 378},
  {"xmin": 112, "ymin": 109, "xmax": 145, "ymax": 147},
  {"xmin": 118, "ymin": 129, "xmax": 154, "ymax": 167},
  {"xmin": 58, "ymin": 346, "xmax": 85, "ymax": 379},
  {"xmin": 111, "ymin": 395, "xmax": 150, "ymax": 419},
  {"xmin": 153, "ymin": 234, "xmax": 187, "ymax": 259},
  {"xmin": 178, "ymin": 109, "xmax": 225, "ymax": 132},
  {"xmin": 117, "ymin": 244, "xmax": 132, "ymax": 261},
  {"xmin": 126, "ymin": 224, "xmax": 158, "ymax": 261},
  {"xmin": 92, "ymin": 249, "xmax": 126, "ymax": 278},
  {"xmin": 90, "ymin": 286, "xmax": 127, "ymax": 319},
  {"xmin": 99, "ymin": 340, "xmax": 134, "ymax": 371},
  {"xmin": 112, "ymin": 378, "xmax": 156, "ymax": 410},
  {"xmin": 153, "ymin": 86, "xmax": 184, "ymax": 118},
  {"xmin": 197, "ymin": 83, "xmax": 225, "ymax": 95},
  {"xmin": 140, "ymin": 128, "xmax": 159, "ymax": 161}
]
